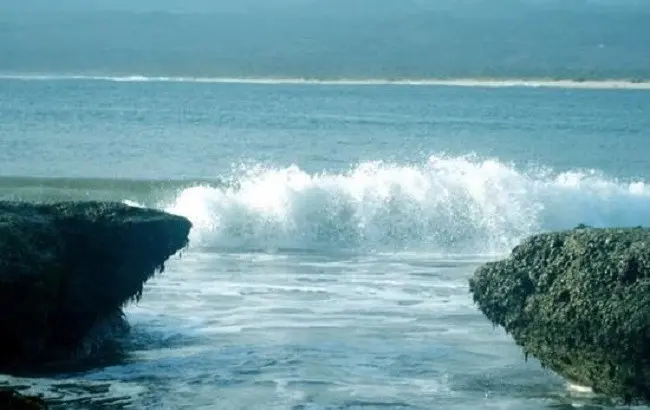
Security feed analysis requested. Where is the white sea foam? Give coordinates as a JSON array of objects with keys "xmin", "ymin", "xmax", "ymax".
[
  {"xmin": 1, "ymin": 73, "xmax": 649, "ymax": 90},
  {"xmin": 160, "ymin": 155, "xmax": 650, "ymax": 254},
  {"xmin": 118, "ymin": 155, "xmax": 646, "ymax": 408}
]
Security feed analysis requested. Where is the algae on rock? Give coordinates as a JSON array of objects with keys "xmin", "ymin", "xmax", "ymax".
[
  {"xmin": 0, "ymin": 201, "xmax": 191, "ymax": 372},
  {"xmin": 469, "ymin": 226, "xmax": 650, "ymax": 404},
  {"xmin": 0, "ymin": 388, "xmax": 47, "ymax": 410}
]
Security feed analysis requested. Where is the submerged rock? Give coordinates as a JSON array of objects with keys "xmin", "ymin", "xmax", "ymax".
[
  {"xmin": 0, "ymin": 201, "xmax": 191, "ymax": 372},
  {"xmin": 0, "ymin": 389, "xmax": 47, "ymax": 409},
  {"xmin": 469, "ymin": 226, "xmax": 650, "ymax": 404}
]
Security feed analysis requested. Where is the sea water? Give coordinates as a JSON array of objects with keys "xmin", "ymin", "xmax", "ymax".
[{"xmin": 1, "ymin": 77, "xmax": 649, "ymax": 409}]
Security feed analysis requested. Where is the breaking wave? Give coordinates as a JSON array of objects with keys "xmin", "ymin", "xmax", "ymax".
[
  {"xmin": 156, "ymin": 155, "xmax": 650, "ymax": 254},
  {"xmin": 2, "ymin": 74, "xmax": 649, "ymax": 90}
]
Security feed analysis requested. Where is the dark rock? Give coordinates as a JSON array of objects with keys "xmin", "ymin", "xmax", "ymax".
[
  {"xmin": 0, "ymin": 201, "xmax": 191, "ymax": 372},
  {"xmin": 0, "ymin": 388, "xmax": 47, "ymax": 409},
  {"xmin": 469, "ymin": 227, "xmax": 650, "ymax": 404}
]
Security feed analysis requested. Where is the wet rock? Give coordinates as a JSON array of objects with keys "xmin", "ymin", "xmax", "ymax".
[
  {"xmin": 0, "ymin": 201, "xmax": 191, "ymax": 372},
  {"xmin": 0, "ymin": 388, "xmax": 47, "ymax": 409},
  {"xmin": 469, "ymin": 226, "xmax": 650, "ymax": 404}
]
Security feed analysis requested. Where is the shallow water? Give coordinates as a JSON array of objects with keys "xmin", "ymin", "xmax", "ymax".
[{"xmin": 1, "ymin": 77, "xmax": 649, "ymax": 409}]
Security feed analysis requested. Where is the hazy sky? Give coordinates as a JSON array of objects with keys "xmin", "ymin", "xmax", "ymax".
[{"xmin": 2, "ymin": 0, "xmax": 648, "ymax": 13}]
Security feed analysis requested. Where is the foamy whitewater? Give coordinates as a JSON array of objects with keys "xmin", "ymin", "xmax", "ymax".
[
  {"xmin": 1, "ymin": 77, "xmax": 649, "ymax": 409},
  {"xmin": 2, "ymin": 73, "xmax": 650, "ymax": 90},
  {"xmin": 156, "ymin": 157, "xmax": 650, "ymax": 254}
]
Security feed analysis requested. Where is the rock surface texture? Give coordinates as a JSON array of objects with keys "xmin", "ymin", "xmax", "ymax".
[
  {"xmin": 469, "ymin": 226, "xmax": 650, "ymax": 404},
  {"xmin": 0, "ymin": 388, "xmax": 48, "ymax": 410},
  {"xmin": 0, "ymin": 201, "xmax": 191, "ymax": 372}
]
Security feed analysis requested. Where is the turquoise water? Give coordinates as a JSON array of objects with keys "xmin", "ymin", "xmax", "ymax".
[{"xmin": 1, "ymin": 77, "xmax": 650, "ymax": 409}]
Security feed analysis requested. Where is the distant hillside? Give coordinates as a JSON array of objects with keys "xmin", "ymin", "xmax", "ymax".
[{"xmin": 1, "ymin": 2, "xmax": 649, "ymax": 80}]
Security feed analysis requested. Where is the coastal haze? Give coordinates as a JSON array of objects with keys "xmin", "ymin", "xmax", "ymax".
[
  {"xmin": 1, "ymin": 0, "xmax": 650, "ymax": 80},
  {"xmin": 1, "ymin": 1, "xmax": 650, "ymax": 409}
]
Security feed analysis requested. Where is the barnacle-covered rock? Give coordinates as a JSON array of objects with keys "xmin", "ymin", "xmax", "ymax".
[
  {"xmin": 0, "ymin": 201, "xmax": 191, "ymax": 371},
  {"xmin": 470, "ymin": 226, "xmax": 650, "ymax": 404}
]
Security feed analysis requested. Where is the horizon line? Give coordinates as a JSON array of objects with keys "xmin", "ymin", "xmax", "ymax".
[{"xmin": 1, "ymin": 73, "xmax": 650, "ymax": 90}]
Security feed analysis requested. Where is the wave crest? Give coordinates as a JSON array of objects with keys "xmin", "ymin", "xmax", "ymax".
[{"xmin": 159, "ymin": 156, "xmax": 650, "ymax": 254}]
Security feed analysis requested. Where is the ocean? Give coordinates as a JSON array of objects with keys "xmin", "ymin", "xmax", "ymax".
[{"xmin": 1, "ymin": 76, "xmax": 649, "ymax": 409}]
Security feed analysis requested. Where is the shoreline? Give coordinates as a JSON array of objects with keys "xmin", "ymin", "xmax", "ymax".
[{"xmin": 1, "ymin": 74, "xmax": 650, "ymax": 90}]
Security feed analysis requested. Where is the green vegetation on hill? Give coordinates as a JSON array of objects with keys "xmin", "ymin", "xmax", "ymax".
[{"xmin": 0, "ymin": 3, "xmax": 649, "ymax": 80}]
